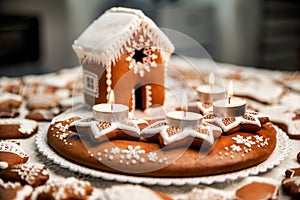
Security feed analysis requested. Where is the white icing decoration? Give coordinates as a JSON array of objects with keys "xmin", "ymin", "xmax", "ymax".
[
  {"xmin": 11, "ymin": 163, "xmax": 48, "ymax": 185},
  {"xmin": 120, "ymin": 145, "xmax": 145, "ymax": 162},
  {"xmin": 106, "ymin": 66, "xmax": 112, "ymax": 101},
  {"xmin": 31, "ymin": 177, "xmax": 91, "ymax": 200},
  {"xmin": 71, "ymin": 118, "xmax": 141, "ymax": 140},
  {"xmin": 103, "ymin": 184, "xmax": 161, "ymax": 200},
  {"xmin": 230, "ymin": 144, "xmax": 242, "ymax": 152},
  {"xmin": 207, "ymin": 111, "xmax": 266, "ymax": 133},
  {"xmin": 147, "ymin": 152, "xmax": 158, "ymax": 162},
  {"xmin": 0, "ymin": 92, "xmax": 22, "ymax": 103},
  {"xmin": 0, "ymin": 141, "xmax": 28, "ymax": 158},
  {"xmin": 0, "ymin": 161, "xmax": 8, "ymax": 169},
  {"xmin": 15, "ymin": 185, "xmax": 33, "ymax": 200},
  {"xmin": 131, "ymin": 89, "xmax": 136, "ymax": 113},
  {"xmin": 73, "ymin": 7, "xmax": 174, "ymax": 71},
  {"xmin": 141, "ymin": 120, "xmax": 219, "ymax": 146},
  {"xmin": 126, "ymin": 36, "xmax": 158, "ymax": 77},
  {"xmin": 111, "ymin": 147, "xmax": 120, "ymax": 155},
  {"xmin": 0, "ymin": 119, "xmax": 37, "ymax": 135},
  {"xmin": 197, "ymin": 101, "xmax": 213, "ymax": 115},
  {"xmin": 145, "ymin": 85, "xmax": 152, "ymax": 109}
]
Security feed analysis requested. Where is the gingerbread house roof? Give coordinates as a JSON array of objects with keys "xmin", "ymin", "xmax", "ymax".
[{"xmin": 73, "ymin": 7, "xmax": 175, "ymax": 68}]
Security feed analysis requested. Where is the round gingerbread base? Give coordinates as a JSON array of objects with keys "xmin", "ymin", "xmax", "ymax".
[{"xmin": 45, "ymin": 117, "xmax": 277, "ymax": 178}]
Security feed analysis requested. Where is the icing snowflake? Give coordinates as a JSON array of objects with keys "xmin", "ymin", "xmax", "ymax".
[
  {"xmin": 232, "ymin": 135, "xmax": 244, "ymax": 144},
  {"xmin": 126, "ymin": 35, "xmax": 158, "ymax": 77},
  {"xmin": 230, "ymin": 144, "xmax": 242, "ymax": 152},
  {"xmin": 243, "ymin": 136, "xmax": 255, "ymax": 147},
  {"xmin": 55, "ymin": 122, "xmax": 69, "ymax": 132},
  {"xmin": 121, "ymin": 145, "xmax": 145, "ymax": 160},
  {"xmin": 254, "ymin": 135, "xmax": 264, "ymax": 142},
  {"xmin": 232, "ymin": 135, "xmax": 256, "ymax": 147},
  {"xmin": 110, "ymin": 147, "xmax": 120, "ymax": 155},
  {"xmin": 147, "ymin": 152, "xmax": 158, "ymax": 162}
]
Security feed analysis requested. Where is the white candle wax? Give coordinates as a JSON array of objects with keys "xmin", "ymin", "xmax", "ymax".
[
  {"xmin": 197, "ymin": 85, "xmax": 225, "ymax": 103},
  {"xmin": 93, "ymin": 103, "xmax": 129, "ymax": 123},
  {"xmin": 213, "ymin": 97, "xmax": 246, "ymax": 117},
  {"xmin": 166, "ymin": 111, "xmax": 202, "ymax": 128}
]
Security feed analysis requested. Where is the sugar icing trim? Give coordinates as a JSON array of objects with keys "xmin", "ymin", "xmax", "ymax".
[
  {"xmin": 103, "ymin": 184, "xmax": 161, "ymax": 200},
  {"xmin": 0, "ymin": 92, "xmax": 22, "ymax": 103},
  {"xmin": 145, "ymin": 85, "xmax": 152, "ymax": 109},
  {"xmin": 73, "ymin": 7, "xmax": 174, "ymax": 69},
  {"xmin": 0, "ymin": 119, "xmax": 37, "ymax": 135},
  {"xmin": 206, "ymin": 111, "xmax": 267, "ymax": 133},
  {"xmin": 31, "ymin": 177, "xmax": 91, "ymax": 200},
  {"xmin": 0, "ymin": 141, "xmax": 28, "ymax": 158},
  {"xmin": 10, "ymin": 163, "xmax": 49, "ymax": 185}
]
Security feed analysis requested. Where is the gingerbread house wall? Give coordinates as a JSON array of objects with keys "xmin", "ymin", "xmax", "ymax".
[{"xmin": 82, "ymin": 50, "xmax": 165, "ymax": 110}]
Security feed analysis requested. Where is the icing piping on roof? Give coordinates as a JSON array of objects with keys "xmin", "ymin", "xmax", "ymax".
[{"xmin": 73, "ymin": 7, "xmax": 174, "ymax": 69}]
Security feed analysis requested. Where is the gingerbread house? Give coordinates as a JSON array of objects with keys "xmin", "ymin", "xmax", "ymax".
[{"xmin": 73, "ymin": 7, "xmax": 174, "ymax": 111}]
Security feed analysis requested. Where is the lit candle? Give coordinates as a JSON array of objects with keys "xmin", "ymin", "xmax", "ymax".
[
  {"xmin": 213, "ymin": 81, "xmax": 246, "ymax": 117},
  {"xmin": 166, "ymin": 93, "xmax": 202, "ymax": 128},
  {"xmin": 197, "ymin": 73, "xmax": 225, "ymax": 103},
  {"xmin": 93, "ymin": 90, "xmax": 129, "ymax": 123}
]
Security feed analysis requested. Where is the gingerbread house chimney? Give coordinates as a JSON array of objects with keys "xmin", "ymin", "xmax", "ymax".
[{"xmin": 73, "ymin": 7, "xmax": 174, "ymax": 111}]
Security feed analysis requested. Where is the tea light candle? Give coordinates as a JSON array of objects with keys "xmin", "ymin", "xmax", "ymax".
[
  {"xmin": 197, "ymin": 73, "xmax": 225, "ymax": 103},
  {"xmin": 166, "ymin": 93, "xmax": 202, "ymax": 128},
  {"xmin": 93, "ymin": 90, "xmax": 129, "ymax": 123},
  {"xmin": 213, "ymin": 81, "xmax": 246, "ymax": 117}
]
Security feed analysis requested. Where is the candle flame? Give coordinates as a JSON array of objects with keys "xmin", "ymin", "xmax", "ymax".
[
  {"xmin": 108, "ymin": 90, "xmax": 115, "ymax": 104},
  {"xmin": 227, "ymin": 81, "xmax": 233, "ymax": 100},
  {"xmin": 208, "ymin": 72, "xmax": 215, "ymax": 86},
  {"xmin": 181, "ymin": 92, "xmax": 188, "ymax": 112}
]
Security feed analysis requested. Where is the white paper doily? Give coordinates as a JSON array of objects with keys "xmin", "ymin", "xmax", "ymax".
[{"xmin": 35, "ymin": 125, "xmax": 291, "ymax": 186}]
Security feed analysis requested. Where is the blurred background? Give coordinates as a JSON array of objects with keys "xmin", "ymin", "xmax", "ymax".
[{"xmin": 0, "ymin": 0, "xmax": 299, "ymax": 76}]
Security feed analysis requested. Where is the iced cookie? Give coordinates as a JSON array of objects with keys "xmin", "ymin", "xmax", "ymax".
[
  {"xmin": 235, "ymin": 181, "xmax": 278, "ymax": 200},
  {"xmin": 282, "ymin": 167, "xmax": 300, "ymax": 199},
  {"xmin": 0, "ymin": 92, "xmax": 22, "ymax": 118},
  {"xmin": 0, "ymin": 180, "xmax": 32, "ymax": 200},
  {"xmin": 0, "ymin": 140, "xmax": 28, "ymax": 168},
  {"xmin": 0, "ymin": 163, "xmax": 49, "ymax": 187},
  {"xmin": 26, "ymin": 94, "xmax": 60, "ymax": 110},
  {"xmin": 0, "ymin": 119, "xmax": 38, "ymax": 139},
  {"xmin": 31, "ymin": 177, "xmax": 93, "ymax": 200},
  {"xmin": 25, "ymin": 108, "xmax": 60, "ymax": 122}
]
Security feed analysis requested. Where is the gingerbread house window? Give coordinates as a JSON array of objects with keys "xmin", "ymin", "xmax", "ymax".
[{"xmin": 83, "ymin": 70, "xmax": 98, "ymax": 97}]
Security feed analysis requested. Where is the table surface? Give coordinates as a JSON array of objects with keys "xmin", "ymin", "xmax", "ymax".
[{"xmin": 1, "ymin": 58, "xmax": 300, "ymax": 199}]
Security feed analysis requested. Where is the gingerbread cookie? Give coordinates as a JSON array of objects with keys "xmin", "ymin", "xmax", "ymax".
[
  {"xmin": 0, "ymin": 93, "xmax": 22, "ymax": 118},
  {"xmin": 100, "ymin": 185, "xmax": 172, "ymax": 200},
  {"xmin": 205, "ymin": 111, "xmax": 269, "ymax": 135},
  {"xmin": 235, "ymin": 181, "xmax": 278, "ymax": 200},
  {"xmin": 31, "ymin": 177, "xmax": 93, "ymax": 200},
  {"xmin": 0, "ymin": 180, "xmax": 33, "ymax": 200},
  {"xmin": 26, "ymin": 94, "xmax": 60, "ymax": 110},
  {"xmin": 282, "ymin": 167, "xmax": 300, "ymax": 199},
  {"xmin": 0, "ymin": 163, "xmax": 49, "ymax": 187},
  {"xmin": 297, "ymin": 152, "xmax": 300, "ymax": 163},
  {"xmin": 0, "ymin": 119, "xmax": 38, "ymax": 139},
  {"xmin": 0, "ymin": 141, "xmax": 28, "ymax": 168},
  {"xmin": 25, "ymin": 108, "xmax": 60, "ymax": 122}
]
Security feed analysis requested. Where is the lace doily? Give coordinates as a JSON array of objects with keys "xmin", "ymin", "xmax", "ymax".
[{"xmin": 35, "ymin": 125, "xmax": 291, "ymax": 186}]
